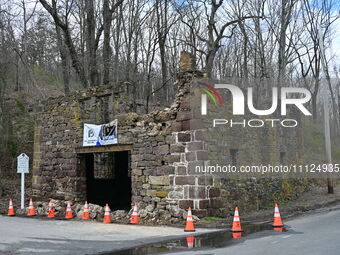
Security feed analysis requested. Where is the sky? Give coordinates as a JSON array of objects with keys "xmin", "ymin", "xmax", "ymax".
[{"xmin": 330, "ymin": 18, "xmax": 340, "ymax": 70}]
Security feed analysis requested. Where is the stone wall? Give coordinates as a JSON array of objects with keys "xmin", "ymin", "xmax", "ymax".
[
  {"xmin": 32, "ymin": 71, "xmax": 309, "ymax": 221},
  {"xmin": 164, "ymin": 75, "xmax": 307, "ymax": 217},
  {"xmin": 32, "ymin": 74, "xmax": 197, "ymax": 214}
]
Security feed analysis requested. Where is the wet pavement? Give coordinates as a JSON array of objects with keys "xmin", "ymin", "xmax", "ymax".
[
  {"xmin": 159, "ymin": 209, "xmax": 340, "ymax": 255},
  {"xmin": 0, "ymin": 215, "xmax": 216, "ymax": 255},
  {"xmin": 1, "ymin": 205, "xmax": 340, "ymax": 254},
  {"xmin": 103, "ymin": 223, "xmax": 288, "ymax": 255},
  {"xmin": 102, "ymin": 204, "xmax": 340, "ymax": 255}
]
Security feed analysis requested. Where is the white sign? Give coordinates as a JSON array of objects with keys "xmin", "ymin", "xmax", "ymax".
[
  {"xmin": 17, "ymin": 153, "xmax": 29, "ymax": 209},
  {"xmin": 83, "ymin": 120, "xmax": 118, "ymax": 147},
  {"xmin": 17, "ymin": 153, "xmax": 29, "ymax": 173}
]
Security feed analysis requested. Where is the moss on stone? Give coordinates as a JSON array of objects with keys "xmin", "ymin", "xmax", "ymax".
[{"xmin": 156, "ymin": 191, "xmax": 169, "ymax": 198}]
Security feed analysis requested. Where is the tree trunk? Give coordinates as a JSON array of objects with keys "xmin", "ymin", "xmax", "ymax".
[
  {"xmin": 312, "ymin": 89, "xmax": 318, "ymax": 121},
  {"xmin": 239, "ymin": 21, "xmax": 249, "ymax": 84},
  {"xmin": 206, "ymin": 47, "xmax": 218, "ymax": 78},
  {"xmin": 85, "ymin": 0, "xmax": 98, "ymax": 86},
  {"xmin": 278, "ymin": 0, "xmax": 294, "ymax": 87},
  {"xmin": 55, "ymin": 25, "xmax": 70, "ymax": 94},
  {"xmin": 278, "ymin": 0, "xmax": 288, "ymax": 87},
  {"xmin": 113, "ymin": 4, "xmax": 123, "ymax": 82},
  {"xmin": 102, "ymin": 0, "xmax": 112, "ymax": 85},
  {"xmin": 159, "ymin": 39, "xmax": 167, "ymax": 98},
  {"xmin": 156, "ymin": 0, "xmax": 169, "ymax": 101}
]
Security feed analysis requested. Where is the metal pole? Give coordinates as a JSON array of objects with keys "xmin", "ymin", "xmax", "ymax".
[{"xmin": 21, "ymin": 173, "xmax": 25, "ymax": 209}]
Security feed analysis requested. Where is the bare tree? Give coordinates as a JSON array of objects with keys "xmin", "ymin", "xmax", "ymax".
[
  {"xmin": 178, "ymin": 0, "xmax": 262, "ymax": 78},
  {"xmin": 102, "ymin": 0, "xmax": 124, "ymax": 85},
  {"xmin": 39, "ymin": 0, "xmax": 89, "ymax": 88},
  {"xmin": 155, "ymin": 0, "xmax": 170, "ymax": 100},
  {"xmin": 277, "ymin": 0, "xmax": 297, "ymax": 87}
]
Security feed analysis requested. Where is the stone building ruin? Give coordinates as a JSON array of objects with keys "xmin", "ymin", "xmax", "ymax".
[{"xmin": 32, "ymin": 61, "xmax": 308, "ymax": 221}]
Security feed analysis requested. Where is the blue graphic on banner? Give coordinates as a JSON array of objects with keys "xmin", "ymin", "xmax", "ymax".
[{"xmin": 83, "ymin": 120, "xmax": 118, "ymax": 146}]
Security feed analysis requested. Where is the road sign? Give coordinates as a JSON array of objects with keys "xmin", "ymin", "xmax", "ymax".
[
  {"xmin": 17, "ymin": 153, "xmax": 29, "ymax": 209},
  {"xmin": 17, "ymin": 153, "xmax": 29, "ymax": 173}
]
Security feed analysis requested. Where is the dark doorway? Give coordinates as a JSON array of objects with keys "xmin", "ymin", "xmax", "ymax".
[{"xmin": 84, "ymin": 151, "xmax": 131, "ymax": 210}]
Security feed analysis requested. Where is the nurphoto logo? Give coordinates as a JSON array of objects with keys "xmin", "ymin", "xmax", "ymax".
[{"xmin": 198, "ymin": 82, "xmax": 312, "ymax": 128}]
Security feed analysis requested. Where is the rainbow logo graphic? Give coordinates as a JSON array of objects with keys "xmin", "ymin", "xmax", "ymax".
[{"xmin": 196, "ymin": 81, "xmax": 223, "ymax": 115}]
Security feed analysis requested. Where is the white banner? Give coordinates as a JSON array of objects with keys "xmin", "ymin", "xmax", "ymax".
[{"xmin": 83, "ymin": 120, "xmax": 118, "ymax": 146}]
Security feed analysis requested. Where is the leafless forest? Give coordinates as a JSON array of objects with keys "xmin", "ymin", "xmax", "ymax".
[{"xmin": 0, "ymin": 0, "xmax": 339, "ymax": 176}]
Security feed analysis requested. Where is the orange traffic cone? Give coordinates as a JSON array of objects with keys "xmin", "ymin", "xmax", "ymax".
[
  {"xmin": 184, "ymin": 207, "xmax": 195, "ymax": 232},
  {"xmin": 231, "ymin": 207, "xmax": 243, "ymax": 232},
  {"xmin": 274, "ymin": 227, "xmax": 284, "ymax": 232},
  {"xmin": 47, "ymin": 200, "xmax": 55, "ymax": 218},
  {"xmin": 27, "ymin": 198, "xmax": 36, "ymax": 216},
  {"xmin": 130, "ymin": 203, "xmax": 139, "ymax": 224},
  {"xmin": 82, "ymin": 201, "xmax": 90, "ymax": 220},
  {"xmin": 232, "ymin": 232, "xmax": 242, "ymax": 239},
  {"xmin": 7, "ymin": 199, "xmax": 15, "ymax": 216},
  {"xmin": 273, "ymin": 203, "xmax": 283, "ymax": 227},
  {"xmin": 103, "ymin": 203, "xmax": 112, "ymax": 223},
  {"xmin": 186, "ymin": 236, "xmax": 195, "ymax": 248},
  {"xmin": 65, "ymin": 201, "xmax": 73, "ymax": 219}
]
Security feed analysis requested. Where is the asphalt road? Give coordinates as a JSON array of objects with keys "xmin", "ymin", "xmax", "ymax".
[
  {"xmin": 165, "ymin": 209, "xmax": 340, "ymax": 255},
  {"xmin": 0, "ymin": 216, "xmax": 214, "ymax": 255},
  {"xmin": 1, "ymin": 209, "xmax": 339, "ymax": 255}
]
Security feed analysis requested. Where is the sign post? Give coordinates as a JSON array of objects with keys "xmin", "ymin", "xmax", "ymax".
[{"xmin": 17, "ymin": 153, "xmax": 29, "ymax": 209}]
